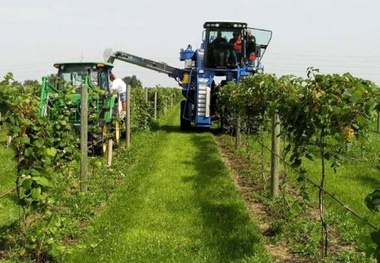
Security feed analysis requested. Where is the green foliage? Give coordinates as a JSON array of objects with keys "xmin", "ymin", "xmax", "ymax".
[
  {"xmin": 23, "ymin": 79, "xmax": 40, "ymax": 87},
  {"xmin": 130, "ymin": 86, "xmax": 182, "ymax": 130},
  {"xmin": 122, "ymin": 74, "xmax": 142, "ymax": 88},
  {"xmin": 0, "ymin": 73, "xmax": 79, "ymax": 261},
  {"xmin": 365, "ymin": 189, "xmax": 380, "ymax": 213},
  {"xmin": 365, "ymin": 189, "xmax": 380, "ymax": 261},
  {"xmin": 0, "ymin": 72, "xmax": 183, "ymax": 262},
  {"xmin": 217, "ymin": 69, "xmax": 380, "ymax": 260},
  {"xmin": 218, "ymin": 73, "xmax": 278, "ymax": 133},
  {"xmin": 129, "ymin": 86, "xmax": 152, "ymax": 130},
  {"xmin": 219, "ymin": 70, "xmax": 379, "ymax": 168}
]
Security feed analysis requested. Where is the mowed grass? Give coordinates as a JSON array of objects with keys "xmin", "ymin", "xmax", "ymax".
[
  {"xmin": 68, "ymin": 108, "xmax": 271, "ymax": 263},
  {"xmin": 298, "ymin": 130, "xmax": 380, "ymax": 224},
  {"xmin": 304, "ymin": 153, "xmax": 380, "ymax": 219},
  {"xmin": 237, "ymin": 130, "xmax": 380, "ymax": 223},
  {"xmin": 0, "ymin": 130, "xmax": 18, "ymax": 226},
  {"xmin": 233, "ymin": 128, "xmax": 380, "ymax": 249}
]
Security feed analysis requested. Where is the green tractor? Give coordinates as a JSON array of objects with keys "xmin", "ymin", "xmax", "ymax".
[{"xmin": 39, "ymin": 62, "xmax": 122, "ymax": 155}]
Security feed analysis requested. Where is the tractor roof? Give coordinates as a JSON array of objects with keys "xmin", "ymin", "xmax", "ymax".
[
  {"xmin": 53, "ymin": 62, "xmax": 114, "ymax": 69},
  {"xmin": 203, "ymin": 21, "xmax": 247, "ymax": 29}
]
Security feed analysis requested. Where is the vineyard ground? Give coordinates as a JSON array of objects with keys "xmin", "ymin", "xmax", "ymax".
[
  {"xmin": 213, "ymin": 128, "xmax": 380, "ymax": 262},
  {"xmin": 0, "ymin": 130, "xmax": 18, "ymax": 227},
  {"xmin": 0, "ymin": 106, "xmax": 379, "ymax": 262},
  {"xmin": 66, "ymin": 107, "xmax": 272, "ymax": 262}
]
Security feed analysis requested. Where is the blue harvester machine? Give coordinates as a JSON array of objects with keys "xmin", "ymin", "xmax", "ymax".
[{"xmin": 105, "ymin": 21, "xmax": 272, "ymax": 130}]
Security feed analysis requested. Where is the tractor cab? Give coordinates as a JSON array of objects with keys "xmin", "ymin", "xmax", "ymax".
[
  {"xmin": 48, "ymin": 62, "xmax": 115, "ymax": 118},
  {"xmin": 39, "ymin": 61, "xmax": 120, "ymax": 155},
  {"xmin": 54, "ymin": 62, "xmax": 114, "ymax": 91},
  {"xmin": 203, "ymin": 22, "xmax": 272, "ymax": 69},
  {"xmin": 40, "ymin": 61, "xmax": 116, "ymax": 122}
]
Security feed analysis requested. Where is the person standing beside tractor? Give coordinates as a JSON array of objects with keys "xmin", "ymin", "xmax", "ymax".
[{"xmin": 110, "ymin": 73, "xmax": 127, "ymax": 119}]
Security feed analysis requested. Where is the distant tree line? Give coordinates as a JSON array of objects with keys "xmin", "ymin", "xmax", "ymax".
[{"xmin": 122, "ymin": 75, "xmax": 142, "ymax": 88}]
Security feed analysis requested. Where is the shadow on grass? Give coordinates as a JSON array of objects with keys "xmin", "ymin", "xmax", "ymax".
[
  {"xmin": 0, "ymin": 220, "xmax": 19, "ymax": 252},
  {"xmin": 150, "ymin": 119, "xmax": 225, "ymax": 135},
  {"xmin": 183, "ymin": 133, "xmax": 262, "ymax": 262},
  {"xmin": 351, "ymin": 172, "xmax": 380, "ymax": 189},
  {"xmin": 4, "ymin": 192, "xmax": 19, "ymax": 204}
]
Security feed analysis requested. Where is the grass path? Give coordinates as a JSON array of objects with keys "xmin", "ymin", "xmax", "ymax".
[
  {"xmin": 0, "ymin": 131, "xmax": 18, "ymax": 226},
  {"xmin": 68, "ymin": 108, "xmax": 271, "ymax": 263}
]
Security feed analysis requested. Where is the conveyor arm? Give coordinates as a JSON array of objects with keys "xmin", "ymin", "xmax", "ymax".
[{"xmin": 105, "ymin": 49, "xmax": 186, "ymax": 80}]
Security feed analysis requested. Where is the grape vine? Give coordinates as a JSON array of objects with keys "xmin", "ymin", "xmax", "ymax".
[{"xmin": 218, "ymin": 68, "xmax": 380, "ymax": 258}]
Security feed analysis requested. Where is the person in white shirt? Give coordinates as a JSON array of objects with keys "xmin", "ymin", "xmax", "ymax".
[{"xmin": 110, "ymin": 73, "xmax": 127, "ymax": 119}]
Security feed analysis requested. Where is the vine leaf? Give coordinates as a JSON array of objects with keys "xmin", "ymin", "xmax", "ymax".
[
  {"xmin": 46, "ymin": 147, "xmax": 57, "ymax": 157},
  {"xmin": 33, "ymin": 177, "xmax": 51, "ymax": 187},
  {"xmin": 31, "ymin": 187, "xmax": 41, "ymax": 200}
]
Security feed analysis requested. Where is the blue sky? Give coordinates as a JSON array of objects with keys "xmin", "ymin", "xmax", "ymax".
[{"xmin": 1, "ymin": 0, "xmax": 379, "ymax": 87}]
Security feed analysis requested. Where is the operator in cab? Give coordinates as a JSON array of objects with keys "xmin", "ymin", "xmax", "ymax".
[
  {"xmin": 211, "ymin": 31, "xmax": 229, "ymax": 66},
  {"xmin": 227, "ymin": 31, "xmax": 243, "ymax": 66}
]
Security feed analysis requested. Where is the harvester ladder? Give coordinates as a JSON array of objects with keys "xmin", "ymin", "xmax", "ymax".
[{"xmin": 197, "ymin": 78, "xmax": 211, "ymax": 118}]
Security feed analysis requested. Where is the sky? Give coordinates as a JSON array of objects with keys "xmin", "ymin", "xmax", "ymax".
[{"xmin": 1, "ymin": 0, "xmax": 379, "ymax": 87}]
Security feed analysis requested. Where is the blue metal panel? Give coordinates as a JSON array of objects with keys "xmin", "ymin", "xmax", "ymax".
[
  {"xmin": 179, "ymin": 45, "xmax": 195, "ymax": 60},
  {"xmin": 195, "ymin": 116, "xmax": 212, "ymax": 127}
]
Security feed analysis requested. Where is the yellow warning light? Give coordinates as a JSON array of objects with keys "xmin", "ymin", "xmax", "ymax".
[{"xmin": 182, "ymin": 73, "xmax": 189, "ymax": 84}]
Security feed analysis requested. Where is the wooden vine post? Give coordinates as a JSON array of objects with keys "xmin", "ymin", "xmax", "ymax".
[
  {"xmin": 235, "ymin": 117, "xmax": 241, "ymax": 152},
  {"xmin": 154, "ymin": 89, "xmax": 158, "ymax": 120},
  {"xmin": 270, "ymin": 111, "xmax": 280, "ymax": 198},
  {"xmin": 145, "ymin": 87, "xmax": 149, "ymax": 127},
  {"xmin": 107, "ymin": 139, "xmax": 113, "ymax": 167},
  {"xmin": 126, "ymin": 85, "xmax": 131, "ymax": 149},
  {"xmin": 80, "ymin": 84, "xmax": 88, "ymax": 192}
]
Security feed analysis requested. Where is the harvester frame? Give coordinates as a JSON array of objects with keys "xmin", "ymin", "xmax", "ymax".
[{"xmin": 105, "ymin": 21, "xmax": 272, "ymax": 130}]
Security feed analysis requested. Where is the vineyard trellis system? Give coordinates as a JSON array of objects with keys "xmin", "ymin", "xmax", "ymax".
[
  {"xmin": 217, "ymin": 68, "xmax": 380, "ymax": 259},
  {"xmin": 252, "ymin": 131, "xmax": 378, "ymax": 230},
  {"xmin": 0, "ymin": 72, "xmax": 182, "ymax": 207},
  {"xmin": 0, "ymin": 72, "xmax": 183, "ymax": 262}
]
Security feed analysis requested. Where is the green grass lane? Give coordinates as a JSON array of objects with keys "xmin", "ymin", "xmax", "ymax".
[{"xmin": 68, "ymin": 108, "xmax": 271, "ymax": 263}]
